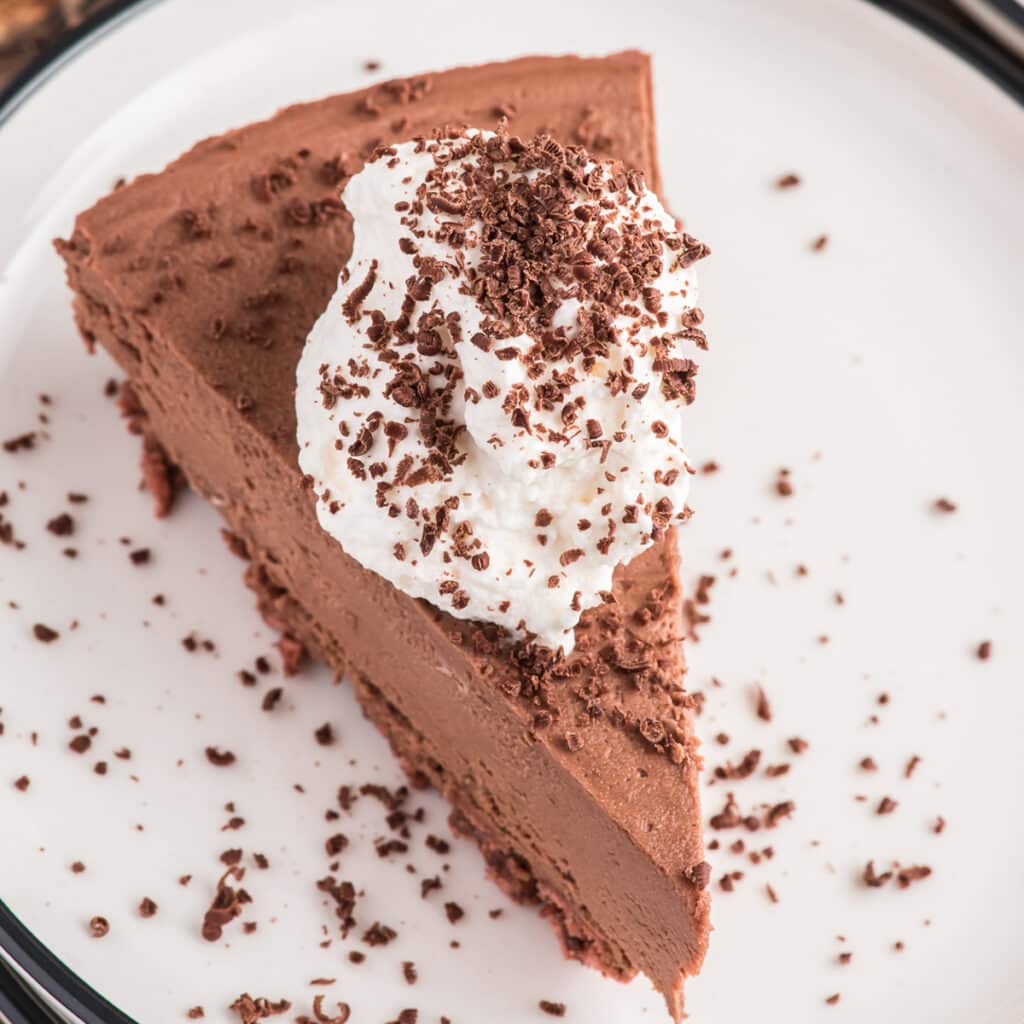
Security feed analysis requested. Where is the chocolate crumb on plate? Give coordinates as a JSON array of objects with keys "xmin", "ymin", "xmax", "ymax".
[
  {"xmin": 186, "ymin": 1008, "xmax": 205, "ymax": 1020},
  {"xmin": 811, "ymin": 234, "xmax": 829, "ymax": 251},
  {"xmin": 46, "ymin": 513, "xmax": 75, "ymax": 536},
  {"xmin": 896, "ymin": 864, "xmax": 932, "ymax": 889},
  {"xmin": 538, "ymin": 1000, "xmax": 567, "ymax": 1017},
  {"xmin": 862, "ymin": 861, "xmax": 892, "ymax": 887},
  {"xmin": 933, "ymin": 497, "xmax": 957, "ymax": 513},
  {"xmin": 88, "ymin": 915, "xmax": 109, "ymax": 938},
  {"xmin": 825, "ymin": 993, "xmax": 840, "ymax": 1006},
  {"xmin": 33, "ymin": 623, "xmax": 59, "ymax": 643},
  {"xmin": 228, "ymin": 994, "xmax": 291, "ymax": 1022},
  {"xmin": 402, "ymin": 961, "xmax": 418, "ymax": 985},
  {"xmin": 443, "ymin": 901, "xmax": 464, "ymax": 924},
  {"xmin": 876, "ymin": 796, "xmax": 898, "ymax": 815},
  {"xmin": 776, "ymin": 172, "xmax": 801, "ymax": 189},
  {"xmin": 976, "ymin": 640, "xmax": 992, "ymax": 661},
  {"xmin": 754, "ymin": 686, "xmax": 772, "ymax": 722},
  {"xmin": 787, "ymin": 737, "xmax": 809, "ymax": 754},
  {"xmin": 314, "ymin": 722, "xmax": 335, "ymax": 746},
  {"xmin": 202, "ymin": 866, "xmax": 251, "ymax": 941},
  {"xmin": 362, "ymin": 921, "xmax": 397, "ymax": 946},
  {"xmin": 14, "ymin": 775, "xmax": 30, "ymax": 792},
  {"xmin": 205, "ymin": 746, "xmax": 236, "ymax": 767},
  {"xmin": 138, "ymin": 897, "xmax": 158, "ymax": 918}
]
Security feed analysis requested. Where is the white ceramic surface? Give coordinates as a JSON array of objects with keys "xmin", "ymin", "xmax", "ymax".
[{"xmin": 1, "ymin": 1, "xmax": 1023, "ymax": 1022}]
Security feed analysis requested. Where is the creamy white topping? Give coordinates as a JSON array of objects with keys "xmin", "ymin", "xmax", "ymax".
[{"xmin": 296, "ymin": 131, "xmax": 707, "ymax": 651}]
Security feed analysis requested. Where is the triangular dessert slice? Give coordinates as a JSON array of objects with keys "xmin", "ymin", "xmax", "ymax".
[{"xmin": 56, "ymin": 52, "xmax": 710, "ymax": 1018}]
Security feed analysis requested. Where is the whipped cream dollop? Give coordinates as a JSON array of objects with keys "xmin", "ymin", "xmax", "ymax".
[{"xmin": 296, "ymin": 130, "xmax": 709, "ymax": 651}]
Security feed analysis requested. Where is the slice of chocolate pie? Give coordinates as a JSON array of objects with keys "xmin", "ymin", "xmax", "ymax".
[{"xmin": 56, "ymin": 52, "xmax": 710, "ymax": 1019}]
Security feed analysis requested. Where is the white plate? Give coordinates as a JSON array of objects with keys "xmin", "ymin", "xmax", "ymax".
[{"xmin": 1, "ymin": 1, "xmax": 1023, "ymax": 1022}]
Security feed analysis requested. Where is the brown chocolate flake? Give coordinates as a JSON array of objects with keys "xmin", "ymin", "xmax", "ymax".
[
  {"xmin": 342, "ymin": 260, "xmax": 379, "ymax": 322},
  {"xmin": 776, "ymin": 173, "xmax": 801, "ymax": 189},
  {"xmin": 88, "ymin": 916, "xmax": 109, "ymax": 938},
  {"xmin": 976, "ymin": 640, "xmax": 992, "ymax": 661},
  {"xmin": 205, "ymin": 746, "xmax": 236, "ymax": 767},
  {"xmin": 202, "ymin": 867, "xmax": 251, "ymax": 941},
  {"xmin": 787, "ymin": 737, "xmax": 809, "ymax": 755},
  {"xmin": 228, "ymin": 994, "xmax": 291, "ymax": 1023},
  {"xmin": 933, "ymin": 497, "xmax": 957, "ymax": 514},
  {"xmin": 876, "ymin": 796, "xmax": 898, "ymax": 815},
  {"xmin": 811, "ymin": 234, "xmax": 829, "ymax": 252},
  {"xmin": 825, "ymin": 994, "xmax": 840, "ymax": 1006},
  {"xmin": 261, "ymin": 687, "xmax": 283, "ymax": 712},
  {"xmin": 859, "ymin": 756, "xmax": 878, "ymax": 772},
  {"xmin": 46, "ymin": 513, "xmax": 74, "ymax": 536},
  {"xmin": 774, "ymin": 468, "xmax": 793, "ymax": 497},
  {"xmin": 362, "ymin": 921, "xmax": 397, "ymax": 946},
  {"xmin": 314, "ymin": 722, "xmax": 335, "ymax": 746},
  {"xmin": 69, "ymin": 735, "xmax": 92, "ymax": 754},
  {"xmin": 33, "ymin": 623, "xmax": 59, "ymax": 643},
  {"xmin": 709, "ymin": 793, "xmax": 742, "ymax": 830},
  {"xmin": 896, "ymin": 864, "xmax": 932, "ymax": 889},
  {"xmin": 138, "ymin": 897, "xmax": 158, "ymax": 918},
  {"xmin": 443, "ymin": 901, "xmax": 464, "ymax": 924},
  {"xmin": 129, "ymin": 548, "xmax": 151, "ymax": 565},
  {"xmin": 862, "ymin": 860, "xmax": 892, "ymax": 887},
  {"xmin": 714, "ymin": 748, "xmax": 761, "ymax": 781},
  {"xmin": 754, "ymin": 686, "xmax": 772, "ymax": 722},
  {"xmin": 2, "ymin": 432, "xmax": 36, "ymax": 453},
  {"xmin": 904, "ymin": 755, "xmax": 921, "ymax": 779},
  {"xmin": 538, "ymin": 1001, "xmax": 566, "ymax": 1017},
  {"xmin": 325, "ymin": 833, "xmax": 349, "ymax": 857},
  {"xmin": 14, "ymin": 776, "xmax": 30, "ymax": 792},
  {"xmin": 764, "ymin": 801, "xmax": 795, "ymax": 828},
  {"xmin": 402, "ymin": 961, "xmax": 418, "ymax": 985}
]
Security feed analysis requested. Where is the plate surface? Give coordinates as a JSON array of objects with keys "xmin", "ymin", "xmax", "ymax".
[{"xmin": 2, "ymin": 1, "xmax": 1023, "ymax": 1022}]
